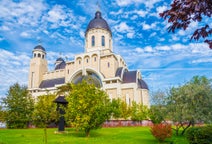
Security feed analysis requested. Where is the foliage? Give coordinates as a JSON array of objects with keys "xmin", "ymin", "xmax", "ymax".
[
  {"xmin": 65, "ymin": 81, "xmax": 111, "ymax": 137},
  {"xmin": 149, "ymin": 90, "xmax": 167, "ymax": 124},
  {"xmin": 160, "ymin": 0, "xmax": 212, "ymax": 48},
  {"xmin": 150, "ymin": 123, "xmax": 172, "ymax": 142},
  {"xmin": 131, "ymin": 102, "xmax": 149, "ymax": 121},
  {"xmin": 57, "ymin": 83, "xmax": 72, "ymax": 96},
  {"xmin": 32, "ymin": 94, "xmax": 58, "ymax": 128},
  {"xmin": 0, "ymin": 105, "xmax": 6, "ymax": 122},
  {"xmin": 185, "ymin": 125, "xmax": 212, "ymax": 144},
  {"xmin": 149, "ymin": 105, "xmax": 166, "ymax": 124},
  {"xmin": 2, "ymin": 83, "xmax": 34, "ymax": 128},
  {"xmin": 166, "ymin": 76, "xmax": 212, "ymax": 135},
  {"xmin": 109, "ymin": 98, "xmax": 122, "ymax": 119},
  {"xmin": 120, "ymin": 100, "xmax": 131, "ymax": 120}
]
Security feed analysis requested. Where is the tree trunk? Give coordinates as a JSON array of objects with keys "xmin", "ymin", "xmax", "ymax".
[
  {"xmin": 85, "ymin": 129, "xmax": 90, "ymax": 137},
  {"xmin": 181, "ymin": 121, "xmax": 191, "ymax": 135},
  {"xmin": 44, "ymin": 127, "xmax": 47, "ymax": 144}
]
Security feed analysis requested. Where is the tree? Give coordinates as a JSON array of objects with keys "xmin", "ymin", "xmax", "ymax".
[
  {"xmin": 120, "ymin": 100, "xmax": 131, "ymax": 120},
  {"xmin": 65, "ymin": 81, "xmax": 111, "ymax": 137},
  {"xmin": 166, "ymin": 76, "xmax": 212, "ymax": 135},
  {"xmin": 160, "ymin": 0, "xmax": 212, "ymax": 48},
  {"xmin": 109, "ymin": 98, "xmax": 122, "ymax": 119},
  {"xmin": 0, "ymin": 105, "xmax": 6, "ymax": 122},
  {"xmin": 2, "ymin": 83, "xmax": 34, "ymax": 128},
  {"xmin": 149, "ymin": 90, "xmax": 167, "ymax": 124},
  {"xmin": 32, "ymin": 94, "xmax": 58, "ymax": 128},
  {"xmin": 131, "ymin": 102, "xmax": 149, "ymax": 121}
]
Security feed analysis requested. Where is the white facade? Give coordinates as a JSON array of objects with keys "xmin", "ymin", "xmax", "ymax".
[{"xmin": 28, "ymin": 11, "xmax": 150, "ymax": 107}]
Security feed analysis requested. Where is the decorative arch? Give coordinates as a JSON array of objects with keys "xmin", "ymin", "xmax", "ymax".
[{"xmin": 68, "ymin": 68, "xmax": 104, "ymax": 87}]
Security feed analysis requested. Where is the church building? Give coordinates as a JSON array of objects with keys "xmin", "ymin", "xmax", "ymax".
[{"xmin": 28, "ymin": 11, "xmax": 149, "ymax": 106}]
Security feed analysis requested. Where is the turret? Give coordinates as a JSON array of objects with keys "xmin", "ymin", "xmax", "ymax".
[
  {"xmin": 28, "ymin": 45, "xmax": 48, "ymax": 89},
  {"xmin": 85, "ymin": 11, "xmax": 113, "ymax": 53}
]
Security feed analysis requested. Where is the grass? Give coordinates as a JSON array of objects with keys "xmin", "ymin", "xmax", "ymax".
[{"xmin": 0, "ymin": 127, "xmax": 188, "ymax": 144}]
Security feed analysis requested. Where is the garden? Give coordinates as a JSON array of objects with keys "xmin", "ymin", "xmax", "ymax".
[{"xmin": 0, "ymin": 76, "xmax": 212, "ymax": 144}]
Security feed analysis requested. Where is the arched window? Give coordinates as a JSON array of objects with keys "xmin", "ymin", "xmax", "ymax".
[
  {"xmin": 42, "ymin": 55, "xmax": 44, "ymax": 59},
  {"xmin": 34, "ymin": 53, "xmax": 36, "ymax": 58},
  {"xmin": 102, "ymin": 36, "xmax": 105, "ymax": 46},
  {"xmin": 38, "ymin": 53, "xmax": 41, "ymax": 58},
  {"xmin": 108, "ymin": 62, "xmax": 110, "ymax": 68},
  {"xmin": 92, "ymin": 36, "xmax": 95, "ymax": 46}
]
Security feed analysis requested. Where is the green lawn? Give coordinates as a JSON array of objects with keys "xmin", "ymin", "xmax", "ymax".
[{"xmin": 0, "ymin": 127, "xmax": 188, "ymax": 144}]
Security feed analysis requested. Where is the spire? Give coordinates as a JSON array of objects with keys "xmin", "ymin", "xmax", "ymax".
[
  {"xmin": 96, "ymin": 0, "xmax": 101, "ymax": 12},
  {"xmin": 37, "ymin": 37, "xmax": 42, "ymax": 46}
]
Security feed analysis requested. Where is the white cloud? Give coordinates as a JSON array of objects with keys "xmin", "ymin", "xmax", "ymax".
[
  {"xmin": 191, "ymin": 58, "xmax": 212, "ymax": 64},
  {"xmin": 0, "ymin": 49, "xmax": 31, "ymax": 97},
  {"xmin": 116, "ymin": 0, "xmax": 161, "ymax": 9},
  {"xmin": 156, "ymin": 46, "xmax": 171, "ymax": 51},
  {"xmin": 142, "ymin": 22, "xmax": 158, "ymax": 30},
  {"xmin": 114, "ymin": 22, "xmax": 135, "ymax": 38},
  {"xmin": 0, "ymin": 25, "xmax": 10, "ymax": 31},
  {"xmin": 127, "ymin": 33, "xmax": 134, "ymax": 38},
  {"xmin": 46, "ymin": 5, "xmax": 67, "ymax": 23},
  {"xmin": 144, "ymin": 46, "xmax": 154, "ymax": 52},
  {"xmin": 0, "ymin": 37, "xmax": 4, "ymax": 41},
  {"xmin": 20, "ymin": 32, "xmax": 31, "ymax": 38},
  {"xmin": 134, "ymin": 10, "xmax": 147, "ymax": 17},
  {"xmin": 150, "ymin": 32, "xmax": 157, "ymax": 37},
  {"xmin": 156, "ymin": 6, "xmax": 168, "ymax": 14},
  {"xmin": 0, "ymin": 0, "xmax": 46, "ymax": 27}
]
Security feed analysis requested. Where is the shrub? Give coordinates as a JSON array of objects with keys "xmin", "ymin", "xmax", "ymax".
[
  {"xmin": 185, "ymin": 125, "xmax": 212, "ymax": 144},
  {"xmin": 150, "ymin": 123, "xmax": 172, "ymax": 142}
]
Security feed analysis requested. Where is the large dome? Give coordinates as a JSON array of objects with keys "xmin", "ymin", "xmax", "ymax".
[
  {"xmin": 86, "ymin": 11, "xmax": 111, "ymax": 35},
  {"xmin": 34, "ymin": 45, "xmax": 45, "ymax": 51}
]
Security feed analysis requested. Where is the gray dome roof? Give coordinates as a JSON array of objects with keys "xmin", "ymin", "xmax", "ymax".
[
  {"xmin": 55, "ymin": 57, "xmax": 66, "ymax": 70},
  {"xmin": 138, "ymin": 79, "xmax": 149, "ymax": 90},
  {"xmin": 34, "ymin": 45, "xmax": 45, "ymax": 51},
  {"xmin": 56, "ymin": 57, "xmax": 64, "ymax": 62},
  {"xmin": 86, "ymin": 11, "xmax": 111, "ymax": 34}
]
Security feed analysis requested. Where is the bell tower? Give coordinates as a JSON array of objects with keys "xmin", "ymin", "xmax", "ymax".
[
  {"xmin": 85, "ymin": 11, "xmax": 113, "ymax": 53},
  {"xmin": 28, "ymin": 45, "xmax": 48, "ymax": 89}
]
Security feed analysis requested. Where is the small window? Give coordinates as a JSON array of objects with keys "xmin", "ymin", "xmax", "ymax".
[
  {"xmin": 102, "ymin": 36, "xmax": 105, "ymax": 46},
  {"xmin": 94, "ymin": 57, "xmax": 96, "ymax": 61},
  {"xmin": 86, "ymin": 59, "xmax": 89, "ymax": 63},
  {"xmin": 42, "ymin": 55, "xmax": 44, "ymax": 59},
  {"xmin": 79, "ymin": 60, "xmax": 81, "ymax": 64},
  {"xmin": 108, "ymin": 62, "xmax": 110, "ymax": 67},
  {"xmin": 34, "ymin": 53, "xmax": 36, "ymax": 58},
  {"xmin": 38, "ymin": 53, "xmax": 41, "ymax": 58},
  {"xmin": 92, "ymin": 36, "xmax": 95, "ymax": 46},
  {"xmin": 67, "ymin": 69, "xmax": 69, "ymax": 74}
]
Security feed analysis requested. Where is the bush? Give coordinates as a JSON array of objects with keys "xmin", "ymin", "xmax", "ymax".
[
  {"xmin": 150, "ymin": 123, "xmax": 172, "ymax": 142},
  {"xmin": 185, "ymin": 125, "xmax": 212, "ymax": 144}
]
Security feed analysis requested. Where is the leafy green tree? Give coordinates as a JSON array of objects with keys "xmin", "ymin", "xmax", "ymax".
[
  {"xmin": 149, "ymin": 90, "xmax": 167, "ymax": 124},
  {"xmin": 166, "ymin": 76, "xmax": 212, "ymax": 135},
  {"xmin": 65, "ymin": 81, "xmax": 111, "ymax": 137},
  {"xmin": 120, "ymin": 100, "xmax": 131, "ymax": 120},
  {"xmin": 0, "ymin": 105, "xmax": 6, "ymax": 122},
  {"xmin": 160, "ymin": 0, "xmax": 212, "ymax": 48},
  {"xmin": 2, "ymin": 83, "xmax": 34, "ymax": 128},
  {"xmin": 131, "ymin": 102, "xmax": 149, "ymax": 121},
  {"xmin": 33, "ymin": 94, "xmax": 58, "ymax": 128},
  {"xmin": 109, "ymin": 98, "xmax": 122, "ymax": 119}
]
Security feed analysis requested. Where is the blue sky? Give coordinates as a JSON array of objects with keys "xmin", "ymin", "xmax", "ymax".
[{"xmin": 0, "ymin": 0, "xmax": 212, "ymax": 98}]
